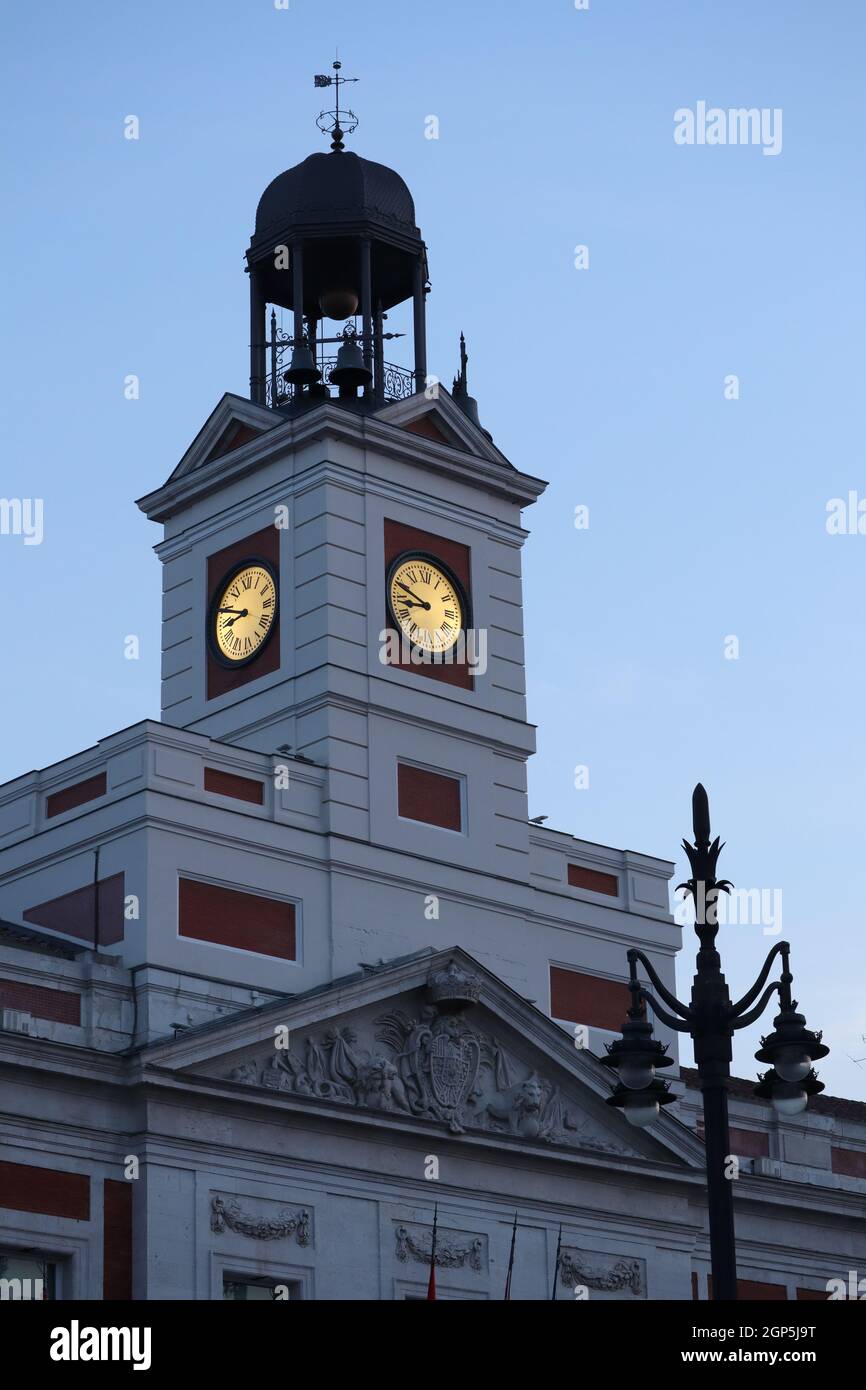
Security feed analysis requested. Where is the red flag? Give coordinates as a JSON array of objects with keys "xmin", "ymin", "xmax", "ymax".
[{"xmin": 426, "ymin": 1204, "xmax": 438, "ymax": 1300}]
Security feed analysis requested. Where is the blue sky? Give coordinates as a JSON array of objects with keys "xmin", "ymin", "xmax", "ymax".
[{"xmin": 2, "ymin": 1, "xmax": 865, "ymax": 1097}]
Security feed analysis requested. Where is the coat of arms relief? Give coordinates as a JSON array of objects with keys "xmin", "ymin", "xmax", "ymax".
[{"xmin": 222, "ymin": 960, "xmax": 629, "ymax": 1155}]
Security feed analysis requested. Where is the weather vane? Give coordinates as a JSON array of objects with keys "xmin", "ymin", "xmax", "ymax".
[{"xmin": 314, "ymin": 57, "xmax": 359, "ymax": 151}]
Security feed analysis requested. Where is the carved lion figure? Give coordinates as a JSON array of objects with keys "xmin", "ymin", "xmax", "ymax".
[
  {"xmin": 355, "ymin": 1055, "xmax": 411, "ymax": 1112},
  {"xmin": 469, "ymin": 1073, "xmax": 545, "ymax": 1138}
]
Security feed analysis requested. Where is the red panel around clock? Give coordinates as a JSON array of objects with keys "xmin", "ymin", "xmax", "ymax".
[
  {"xmin": 384, "ymin": 518, "xmax": 473, "ymax": 690},
  {"xmin": 206, "ymin": 525, "xmax": 280, "ymax": 700}
]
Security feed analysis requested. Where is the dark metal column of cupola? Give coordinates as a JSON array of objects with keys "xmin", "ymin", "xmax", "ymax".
[
  {"xmin": 412, "ymin": 257, "xmax": 427, "ymax": 392},
  {"xmin": 245, "ymin": 60, "xmax": 429, "ymax": 414},
  {"xmin": 248, "ymin": 275, "xmax": 267, "ymax": 405}
]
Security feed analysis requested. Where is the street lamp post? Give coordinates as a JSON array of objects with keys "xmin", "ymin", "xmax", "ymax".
[{"xmin": 603, "ymin": 784, "xmax": 828, "ymax": 1302}]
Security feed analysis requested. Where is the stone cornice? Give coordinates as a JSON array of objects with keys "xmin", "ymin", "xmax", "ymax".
[
  {"xmin": 140, "ymin": 1062, "xmax": 704, "ymax": 1181},
  {"xmin": 137, "ymin": 401, "xmax": 546, "ymax": 524}
]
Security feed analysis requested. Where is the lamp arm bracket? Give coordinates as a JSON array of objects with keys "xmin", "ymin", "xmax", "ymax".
[
  {"xmin": 731, "ymin": 980, "xmax": 781, "ymax": 1032},
  {"xmin": 729, "ymin": 941, "xmax": 788, "ymax": 1018},
  {"xmin": 629, "ymin": 949, "xmax": 691, "ymax": 1020},
  {"xmin": 637, "ymin": 987, "xmax": 692, "ymax": 1033}
]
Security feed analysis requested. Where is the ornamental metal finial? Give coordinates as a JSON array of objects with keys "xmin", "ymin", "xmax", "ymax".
[
  {"xmin": 692, "ymin": 782, "xmax": 711, "ymax": 847},
  {"xmin": 314, "ymin": 56, "xmax": 359, "ymax": 151},
  {"xmin": 452, "ymin": 332, "xmax": 469, "ymax": 396},
  {"xmin": 676, "ymin": 783, "xmax": 733, "ymax": 933}
]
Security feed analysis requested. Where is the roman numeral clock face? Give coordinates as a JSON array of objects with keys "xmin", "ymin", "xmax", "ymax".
[
  {"xmin": 209, "ymin": 561, "xmax": 278, "ymax": 667},
  {"xmin": 387, "ymin": 553, "xmax": 467, "ymax": 655}
]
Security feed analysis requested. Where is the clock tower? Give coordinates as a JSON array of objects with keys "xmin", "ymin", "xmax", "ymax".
[
  {"xmin": 137, "ymin": 78, "xmax": 546, "ymax": 876},
  {"xmin": 4, "ymin": 69, "xmax": 858, "ymax": 1311},
  {"xmin": 0, "ymin": 76, "xmax": 681, "ymax": 1234},
  {"xmin": 0, "ymin": 71, "xmax": 677, "ymax": 1058}
]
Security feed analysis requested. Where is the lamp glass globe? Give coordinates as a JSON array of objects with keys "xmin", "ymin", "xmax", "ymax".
[
  {"xmin": 772, "ymin": 1087, "xmax": 808, "ymax": 1117},
  {"xmin": 618, "ymin": 1059, "xmax": 656, "ymax": 1091},
  {"xmin": 623, "ymin": 1095, "xmax": 660, "ymax": 1128},
  {"xmin": 774, "ymin": 1048, "xmax": 812, "ymax": 1084}
]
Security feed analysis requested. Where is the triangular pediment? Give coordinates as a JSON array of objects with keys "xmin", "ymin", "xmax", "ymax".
[
  {"xmin": 141, "ymin": 948, "xmax": 701, "ymax": 1169},
  {"xmin": 167, "ymin": 393, "xmax": 280, "ymax": 483},
  {"xmin": 375, "ymin": 389, "xmax": 514, "ymax": 470}
]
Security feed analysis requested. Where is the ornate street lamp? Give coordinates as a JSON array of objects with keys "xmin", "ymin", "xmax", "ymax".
[
  {"xmin": 603, "ymin": 784, "xmax": 828, "ymax": 1302},
  {"xmin": 603, "ymin": 969, "xmax": 677, "ymax": 1126}
]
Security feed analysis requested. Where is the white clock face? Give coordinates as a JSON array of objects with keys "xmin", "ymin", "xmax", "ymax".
[
  {"xmin": 387, "ymin": 554, "xmax": 465, "ymax": 654},
  {"xmin": 211, "ymin": 561, "xmax": 278, "ymax": 666}
]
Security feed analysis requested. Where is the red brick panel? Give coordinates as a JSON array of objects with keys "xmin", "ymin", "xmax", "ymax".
[
  {"xmin": 179, "ymin": 878, "xmax": 296, "ymax": 960},
  {"xmin": 206, "ymin": 420, "xmax": 263, "ymax": 463},
  {"xmin": 796, "ymin": 1287, "xmax": 828, "ymax": 1301},
  {"xmin": 0, "ymin": 978, "xmax": 81, "ymax": 1025},
  {"xmin": 728, "ymin": 1127, "xmax": 770, "ymax": 1159},
  {"xmin": 0, "ymin": 1160, "xmax": 90, "ymax": 1219},
  {"xmin": 549, "ymin": 966, "xmax": 630, "ymax": 1031},
  {"xmin": 24, "ymin": 873, "xmax": 125, "ymax": 947},
  {"xmin": 567, "ymin": 863, "xmax": 619, "ymax": 897},
  {"xmin": 735, "ymin": 1278, "xmax": 787, "ymax": 1300},
  {"xmin": 709, "ymin": 1275, "xmax": 787, "ymax": 1300},
  {"xmin": 46, "ymin": 773, "xmax": 107, "ymax": 819},
  {"xmin": 103, "ymin": 1179, "xmax": 133, "ymax": 1300},
  {"xmin": 831, "ymin": 1146, "xmax": 866, "ymax": 1179},
  {"xmin": 403, "ymin": 415, "xmax": 450, "ymax": 444},
  {"xmin": 384, "ymin": 517, "xmax": 473, "ymax": 690},
  {"xmin": 691, "ymin": 1271, "xmax": 700, "ymax": 1300},
  {"xmin": 397, "ymin": 763, "xmax": 462, "ymax": 831},
  {"xmin": 204, "ymin": 767, "xmax": 265, "ymax": 805}
]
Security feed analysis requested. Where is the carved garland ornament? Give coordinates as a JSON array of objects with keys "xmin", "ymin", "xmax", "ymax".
[
  {"xmin": 210, "ymin": 1194, "xmax": 311, "ymax": 1245},
  {"xmin": 395, "ymin": 1225, "xmax": 484, "ymax": 1272},
  {"xmin": 558, "ymin": 1250, "xmax": 643, "ymax": 1295}
]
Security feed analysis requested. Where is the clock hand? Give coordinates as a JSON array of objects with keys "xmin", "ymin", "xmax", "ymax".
[
  {"xmin": 218, "ymin": 607, "xmax": 247, "ymax": 615},
  {"xmin": 396, "ymin": 581, "xmax": 431, "ymax": 609},
  {"xmin": 222, "ymin": 609, "xmax": 250, "ymax": 626}
]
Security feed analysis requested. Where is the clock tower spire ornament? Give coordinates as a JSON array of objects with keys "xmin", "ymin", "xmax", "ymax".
[
  {"xmin": 247, "ymin": 60, "xmax": 429, "ymax": 409},
  {"xmin": 314, "ymin": 58, "xmax": 359, "ymax": 152}
]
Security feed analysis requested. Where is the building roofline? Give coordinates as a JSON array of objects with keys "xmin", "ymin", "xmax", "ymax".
[{"xmin": 680, "ymin": 1066, "xmax": 866, "ymax": 1123}]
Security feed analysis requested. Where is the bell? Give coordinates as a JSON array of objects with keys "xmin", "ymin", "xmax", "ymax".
[
  {"xmin": 329, "ymin": 335, "xmax": 372, "ymax": 390},
  {"xmin": 283, "ymin": 343, "xmax": 321, "ymax": 387}
]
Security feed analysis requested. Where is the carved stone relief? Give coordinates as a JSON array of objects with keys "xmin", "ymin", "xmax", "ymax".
[
  {"xmin": 210, "ymin": 1194, "xmax": 311, "ymax": 1245},
  {"xmin": 221, "ymin": 959, "xmax": 631, "ymax": 1155},
  {"xmin": 394, "ymin": 1222, "xmax": 486, "ymax": 1273},
  {"xmin": 558, "ymin": 1248, "xmax": 644, "ymax": 1295}
]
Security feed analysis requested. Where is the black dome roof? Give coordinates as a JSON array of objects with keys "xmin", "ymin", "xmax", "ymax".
[{"xmin": 254, "ymin": 151, "xmax": 418, "ymax": 240}]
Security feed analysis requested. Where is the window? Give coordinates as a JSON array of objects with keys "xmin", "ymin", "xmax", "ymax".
[
  {"xmin": 397, "ymin": 762, "xmax": 463, "ymax": 832},
  {"xmin": 0, "ymin": 1250, "xmax": 57, "ymax": 1300},
  {"xmin": 223, "ymin": 1275, "xmax": 301, "ymax": 1300}
]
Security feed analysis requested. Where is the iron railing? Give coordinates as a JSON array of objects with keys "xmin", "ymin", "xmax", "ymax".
[{"xmin": 265, "ymin": 328, "xmax": 415, "ymax": 408}]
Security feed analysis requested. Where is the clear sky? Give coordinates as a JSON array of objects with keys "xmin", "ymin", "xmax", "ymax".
[{"xmin": 2, "ymin": 1, "xmax": 865, "ymax": 1097}]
